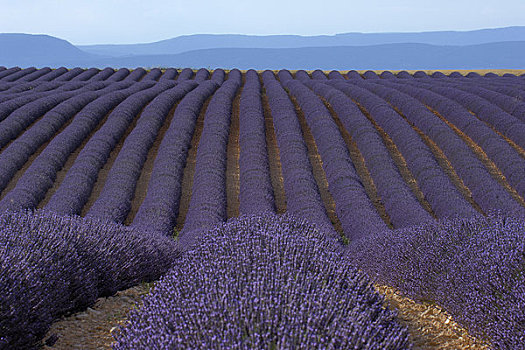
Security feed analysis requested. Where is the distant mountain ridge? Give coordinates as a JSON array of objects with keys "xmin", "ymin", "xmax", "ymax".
[
  {"xmin": 0, "ymin": 27, "xmax": 524, "ymax": 69},
  {"xmin": 0, "ymin": 33, "xmax": 94, "ymax": 67},
  {"xmin": 78, "ymin": 26, "xmax": 525, "ymax": 57},
  {"xmin": 89, "ymin": 41, "xmax": 525, "ymax": 70}
]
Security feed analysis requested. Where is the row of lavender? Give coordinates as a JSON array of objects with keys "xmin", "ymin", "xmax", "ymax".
[
  {"xmin": 0, "ymin": 68, "xmax": 414, "ymax": 349},
  {"xmin": 1, "ymin": 67, "xmax": 524, "ymax": 348},
  {"xmin": 0, "ymin": 64, "xmax": 524, "ymax": 244}
]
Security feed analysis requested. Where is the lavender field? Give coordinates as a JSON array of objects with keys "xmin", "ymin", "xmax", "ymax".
[{"xmin": 1, "ymin": 66, "xmax": 524, "ymax": 349}]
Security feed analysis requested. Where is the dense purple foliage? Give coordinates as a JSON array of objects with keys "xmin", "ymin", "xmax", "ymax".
[
  {"xmin": 237, "ymin": 69, "xmax": 275, "ymax": 215},
  {"xmin": 159, "ymin": 68, "xmax": 178, "ymax": 80},
  {"xmin": 90, "ymin": 67, "xmax": 116, "ymax": 81},
  {"xmin": 283, "ymin": 74, "xmax": 391, "ymax": 239},
  {"xmin": 123, "ymin": 68, "xmax": 146, "ymax": 82},
  {"xmin": 132, "ymin": 80, "xmax": 220, "ymax": 235},
  {"xmin": 327, "ymin": 70, "xmax": 345, "ymax": 79},
  {"xmin": 347, "ymin": 212, "xmax": 525, "ymax": 350},
  {"xmin": 177, "ymin": 68, "xmax": 194, "ymax": 80},
  {"xmin": 194, "ymin": 68, "xmax": 210, "ymax": 82},
  {"xmin": 303, "ymin": 79, "xmax": 437, "ymax": 226},
  {"xmin": 55, "ymin": 67, "xmax": 84, "ymax": 81},
  {"xmin": 0, "ymin": 82, "xmax": 152, "ymax": 212},
  {"xmin": 0, "ymin": 91, "xmax": 80, "ymax": 146},
  {"xmin": 0, "ymin": 67, "xmax": 21, "ymax": 80},
  {"xmin": 363, "ymin": 70, "xmax": 380, "ymax": 79},
  {"xmin": 261, "ymin": 70, "xmax": 338, "ymax": 241},
  {"xmin": 107, "ymin": 68, "xmax": 131, "ymax": 82},
  {"xmin": 379, "ymin": 79, "xmax": 525, "ymax": 202},
  {"xmin": 0, "ymin": 84, "xmax": 126, "ymax": 197},
  {"xmin": 142, "ymin": 68, "xmax": 163, "ymax": 81},
  {"xmin": 380, "ymin": 71, "xmax": 396, "ymax": 79},
  {"xmin": 346, "ymin": 70, "xmax": 363, "ymax": 79},
  {"xmin": 0, "ymin": 209, "xmax": 180, "ymax": 350},
  {"xmin": 45, "ymin": 81, "xmax": 186, "ymax": 216},
  {"xmin": 114, "ymin": 213, "xmax": 411, "ymax": 350},
  {"xmin": 34, "ymin": 67, "xmax": 68, "ymax": 82},
  {"xmin": 311, "ymin": 69, "xmax": 328, "ymax": 80},
  {"xmin": 413, "ymin": 71, "xmax": 429, "ymax": 79},
  {"xmin": 355, "ymin": 80, "xmax": 524, "ymax": 216},
  {"xmin": 396, "ymin": 71, "xmax": 413, "ymax": 79},
  {"xmin": 407, "ymin": 79, "xmax": 525, "ymax": 150},
  {"xmin": 71, "ymin": 67, "xmax": 100, "ymax": 81},
  {"xmin": 0, "ymin": 67, "xmax": 37, "ymax": 82},
  {"xmin": 328, "ymin": 80, "xmax": 477, "ymax": 219},
  {"xmin": 180, "ymin": 70, "xmax": 242, "ymax": 244},
  {"xmin": 86, "ymin": 81, "xmax": 198, "ymax": 223},
  {"xmin": 18, "ymin": 67, "xmax": 52, "ymax": 82}
]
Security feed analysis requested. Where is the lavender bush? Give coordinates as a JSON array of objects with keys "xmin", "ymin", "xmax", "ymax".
[
  {"xmin": 304, "ymin": 79, "xmax": 439, "ymax": 226},
  {"xmin": 114, "ymin": 213, "xmax": 411, "ymax": 349},
  {"xmin": 132, "ymin": 80, "xmax": 220, "ymax": 235},
  {"xmin": 328, "ymin": 80, "xmax": 477, "ymax": 219},
  {"xmin": 283, "ymin": 75, "xmax": 391, "ymax": 239},
  {"xmin": 180, "ymin": 70, "xmax": 241, "ymax": 242},
  {"xmin": 238, "ymin": 69, "xmax": 275, "ymax": 215},
  {"xmin": 347, "ymin": 212, "xmax": 525, "ymax": 350},
  {"xmin": 86, "ymin": 81, "xmax": 198, "ymax": 222},
  {"xmin": 357, "ymin": 80, "xmax": 525, "ymax": 216},
  {"xmin": 261, "ymin": 71, "xmax": 338, "ymax": 241},
  {"xmin": 0, "ymin": 209, "xmax": 180, "ymax": 350}
]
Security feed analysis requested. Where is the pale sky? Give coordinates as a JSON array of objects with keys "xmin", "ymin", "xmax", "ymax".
[{"xmin": 0, "ymin": 0, "xmax": 523, "ymax": 45}]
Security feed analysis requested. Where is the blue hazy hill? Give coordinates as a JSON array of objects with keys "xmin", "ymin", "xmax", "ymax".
[
  {"xmin": 0, "ymin": 33, "xmax": 94, "ymax": 67},
  {"xmin": 0, "ymin": 28, "xmax": 524, "ymax": 69},
  {"xmin": 90, "ymin": 42, "xmax": 525, "ymax": 70},
  {"xmin": 78, "ymin": 26, "xmax": 525, "ymax": 57}
]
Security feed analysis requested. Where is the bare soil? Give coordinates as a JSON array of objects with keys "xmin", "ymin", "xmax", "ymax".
[
  {"xmin": 226, "ymin": 84, "xmax": 241, "ymax": 218},
  {"xmin": 174, "ymin": 96, "xmax": 211, "ymax": 232},
  {"xmin": 261, "ymin": 89, "xmax": 287, "ymax": 214}
]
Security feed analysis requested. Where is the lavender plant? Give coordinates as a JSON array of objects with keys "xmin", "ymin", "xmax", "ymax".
[
  {"xmin": 132, "ymin": 80, "xmax": 221, "ymax": 235},
  {"xmin": 347, "ymin": 212, "xmax": 525, "ymax": 350},
  {"xmin": 304, "ymin": 79, "xmax": 443, "ymax": 225},
  {"xmin": 0, "ymin": 209, "xmax": 180, "ymax": 350},
  {"xmin": 114, "ymin": 213, "xmax": 412, "ymax": 350},
  {"xmin": 238, "ymin": 69, "xmax": 275, "ymax": 215},
  {"xmin": 282, "ymin": 74, "xmax": 391, "ymax": 239}
]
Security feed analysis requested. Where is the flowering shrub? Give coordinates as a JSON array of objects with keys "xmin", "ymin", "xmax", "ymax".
[
  {"xmin": 0, "ymin": 209, "xmax": 180, "ymax": 349},
  {"xmin": 114, "ymin": 213, "xmax": 411, "ymax": 349},
  {"xmin": 347, "ymin": 212, "xmax": 525, "ymax": 350}
]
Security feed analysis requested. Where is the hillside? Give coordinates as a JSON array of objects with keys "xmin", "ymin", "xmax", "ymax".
[
  {"xmin": 92, "ymin": 41, "xmax": 525, "ymax": 70},
  {"xmin": 78, "ymin": 26, "xmax": 525, "ymax": 57},
  {"xmin": 0, "ymin": 33, "xmax": 94, "ymax": 67}
]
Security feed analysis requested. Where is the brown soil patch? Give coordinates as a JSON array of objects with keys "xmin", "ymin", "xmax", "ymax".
[
  {"xmin": 261, "ymin": 89, "xmax": 287, "ymax": 214},
  {"xmin": 353, "ymin": 101, "xmax": 436, "ymax": 217},
  {"xmin": 226, "ymin": 84, "xmax": 241, "ymax": 219},
  {"xmin": 175, "ymin": 96, "xmax": 211, "ymax": 232},
  {"xmin": 428, "ymin": 107, "xmax": 525, "ymax": 209},
  {"xmin": 322, "ymin": 97, "xmax": 393, "ymax": 228},
  {"xmin": 376, "ymin": 284, "xmax": 491, "ymax": 350},
  {"xmin": 43, "ymin": 284, "xmax": 150, "ymax": 350},
  {"xmin": 289, "ymin": 95, "xmax": 344, "ymax": 236}
]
